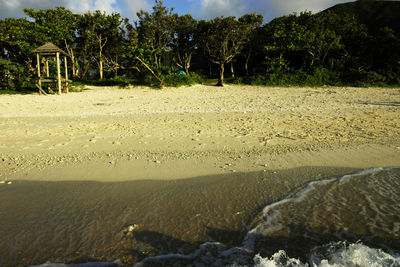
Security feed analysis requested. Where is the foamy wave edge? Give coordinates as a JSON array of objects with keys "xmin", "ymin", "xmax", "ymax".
[{"xmin": 32, "ymin": 241, "xmax": 400, "ymax": 267}]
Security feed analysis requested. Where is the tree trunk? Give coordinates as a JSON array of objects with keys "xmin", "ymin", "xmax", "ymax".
[
  {"xmin": 245, "ymin": 49, "xmax": 251, "ymax": 76},
  {"xmin": 71, "ymin": 56, "xmax": 76, "ymax": 78},
  {"xmin": 155, "ymin": 54, "xmax": 162, "ymax": 69},
  {"xmin": 184, "ymin": 54, "xmax": 191, "ymax": 75},
  {"xmin": 99, "ymin": 59, "xmax": 103, "ymax": 80},
  {"xmin": 74, "ymin": 60, "xmax": 79, "ymax": 78},
  {"xmin": 217, "ymin": 63, "xmax": 224, "ymax": 86},
  {"xmin": 186, "ymin": 53, "xmax": 193, "ymax": 75},
  {"xmin": 69, "ymin": 52, "xmax": 78, "ymax": 78},
  {"xmin": 99, "ymin": 44, "xmax": 103, "ymax": 79},
  {"xmin": 185, "ymin": 58, "xmax": 190, "ymax": 75},
  {"xmin": 81, "ymin": 59, "xmax": 92, "ymax": 80},
  {"xmin": 64, "ymin": 40, "xmax": 78, "ymax": 79},
  {"xmin": 97, "ymin": 35, "xmax": 107, "ymax": 80}
]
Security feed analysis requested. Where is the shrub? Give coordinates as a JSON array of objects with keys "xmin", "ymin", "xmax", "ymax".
[
  {"xmin": 164, "ymin": 72, "xmax": 204, "ymax": 87},
  {"xmin": 0, "ymin": 58, "xmax": 35, "ymax": 91},
  {"xmin": 304, "ymin": 67, "xmax": 341, "ymax": 86}
]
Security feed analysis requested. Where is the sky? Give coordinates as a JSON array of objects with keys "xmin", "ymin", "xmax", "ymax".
[{"xmin": 0, "ymin": 0, "xmax": 354, "ymax": 22}]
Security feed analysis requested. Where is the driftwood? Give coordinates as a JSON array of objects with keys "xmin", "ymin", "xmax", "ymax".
[
  {"xmin": 135, "ymin": 56, "xmax": 164, "ymax": 85},
  {"xmin": 35, "ymin": 84, "xmax": 47, "ymax": 95}
]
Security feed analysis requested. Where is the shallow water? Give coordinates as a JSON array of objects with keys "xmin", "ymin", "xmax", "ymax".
[
  {"xmin": 135, "ymin": 167, "xmax": 400, "ymax": 266},
  {"xmin": 1, "ymin": 167, "xmax": 400, "ymax": 266},
  {"xmin": 245, "ymin": 167, "xmax": 400, "ymax": 256}
]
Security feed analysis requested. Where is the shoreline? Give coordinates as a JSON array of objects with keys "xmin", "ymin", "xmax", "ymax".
[{"xmin": 2, "ymin": 143, "xmax": 400, "ymax": 182}]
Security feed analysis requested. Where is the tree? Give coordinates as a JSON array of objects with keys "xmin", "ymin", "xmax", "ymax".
[
  {"xmin": 264, "ymin": 14, "xmax": 308, "ymax": 73},
  {"xmin": 237, "ymin": 14, "xmax": 263, "ymax": 76},
  {"xmin": 299, "ymin": 12, "xmax": 343, "ymax": 69},
  {"xmin": 121, "ymin": 18, "xmax": 165, "ymax": 85},
  {"xmin": 264, "ymin": 12, "xmax": 344, "ymax": 73},
  {"xmin": 136, "ymin": 0, "xmax": 176, "ymax": 70},
  {"xmin": 76, "ymin": 11, "xmax": 123, "ymax": 79},
  {"xmin": 372, "ymin": 27, "xmax": 400, "ymax": 72},
  {"xmin": 171, "ymin": 14, "xmax": 197, "ymax": 75},
  {"xmin": 200, "ymin": 15, "xmax": 259, "ymax": 86},
  {"xmin": 0, "ymin": 17, "xmax": 45, "ymax": 89}
]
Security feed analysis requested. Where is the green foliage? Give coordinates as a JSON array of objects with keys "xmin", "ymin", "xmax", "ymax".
[
  {"xmin": 75, "ymin": 10, "xmax": 125, "ymax": 79},
  {"xmin": 326, "ymin": 0, "xmax": 400, "ymax": 34},
  {"xmin": 136, "ymin": 0, "xmax": 176, "ymax": 70},
  {"xmin": 1, "ymin": 1, "xmax": 400, "ymax": 93},
  {"xmin": 171, "ymin": 14, "xmax": 198, "ymax": 74},
  {"xmin": 228, "ymin": 68, "xmax": 341, "ymax": 87},
  {"xmin": 0, "ymin": 58, "xmax": 35, "ymax": 91},
  {"xmin": 23, "ymin": 7, "xmax": 78, "ymax": 47},
  {"xmin": 164, "ymin": 72, "xmax": 204, "ymax": 87},
  {"xmin": 198, "ymin": 14, "xmax": 263, "ymax": 86}
]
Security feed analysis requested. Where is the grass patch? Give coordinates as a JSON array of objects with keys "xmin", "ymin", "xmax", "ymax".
[{"xmin": 0, "ymin": 89, "xmax": 35, "ymax": 95}]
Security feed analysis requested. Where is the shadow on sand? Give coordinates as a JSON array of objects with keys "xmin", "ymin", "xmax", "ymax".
[{"xmin": 358, "ymin": 101, "xmax": 400, "ymax": 107}]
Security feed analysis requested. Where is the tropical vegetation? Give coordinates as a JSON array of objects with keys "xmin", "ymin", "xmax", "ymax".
[{"xmin": 1, "ymin": 0, "xmax": 399, "ymax": 91}]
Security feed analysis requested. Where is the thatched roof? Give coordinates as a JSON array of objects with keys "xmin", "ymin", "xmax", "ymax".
[{"xmin": 32, "ymin": 43, "xmax": 68, "ymax": 56}]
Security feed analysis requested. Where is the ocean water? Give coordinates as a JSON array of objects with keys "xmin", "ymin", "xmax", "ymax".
[
  {"xmin": 31, "ymin": 167, "xmax": 400, "ymax": 266},
  {"xmin": 130, "ymin": 167, "xmax": 400, "ymax": 267}
]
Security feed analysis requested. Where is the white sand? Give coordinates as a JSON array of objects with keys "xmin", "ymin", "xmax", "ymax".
[{"xmin": 0, "ymin": 84, "xmax": 399, "ymax": 182}]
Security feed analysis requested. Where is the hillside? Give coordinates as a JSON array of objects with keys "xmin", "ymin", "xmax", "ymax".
[{"xmin": 325, "ymin": 0, "xmax": 400, "ymax": 33}]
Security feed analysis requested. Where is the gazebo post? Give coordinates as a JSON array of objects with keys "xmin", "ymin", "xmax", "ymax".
[
  {"xmin": 64, "ymin": 56, "xmax": 69, "ymax": 93},
  {"xmin": 36, "ymin": 53, "xmax": 42, "ymax": 95},
  {"xmin": 56, "ymin": 52, "xmax": 61, "ymax": 95},
  {"xmin": 46, "ymin": 58, "xmax": 51, "ymax": 92},
  {"xmin": 46, "ymin": 58, "xmax": 49, "ymax": 77}
]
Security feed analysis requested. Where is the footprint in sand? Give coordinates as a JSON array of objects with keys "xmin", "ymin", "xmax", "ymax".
[
  {"xmin": 110, "ymin": 141, "xmax": 121, "ymax": 145},
  {"xmin": 54, "ymin": 143, "xmax": 69, "ymax": 147}
]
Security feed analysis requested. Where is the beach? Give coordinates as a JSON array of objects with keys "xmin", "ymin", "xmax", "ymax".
[{"xmin": 0, "ymin": 85, "xmax": 399, "ymax": 266}]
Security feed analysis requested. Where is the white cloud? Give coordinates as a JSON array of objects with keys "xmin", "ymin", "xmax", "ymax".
[
  {"xmin": 190, "ymin": 0, "xmax": 351, "ymax": 21},
  {"xmin": 122, "ymin": 0, "xmax": 151, "ymax": 21},
  {"xmin": 0, "ymin": 0, "xmax": 63, "ymax": 18},
  {"xmin": 196, "ymin": 0, "xmax": 246, "ymax": 19},
  {"xmin": 0, "ymin": 0, "xmax": 141, "ymax": 19},
  {"xmin": 65, "ymin": 0, "xmax": 91, "ymax": 12},
  {"xmin": 259, "ymin": 0, "xmax": 351, "ymax": 20},
  {"xmin": 3, "ymin": 0, "xmax": 20, "ymax": 9},
  {"xmin": 93, "ymin": 0, "xmax": 119, "ymax": 13},
  {"xmin": 0, "ymin": 0, "xmax": 353, "ymax": 21},
  {"xmin": 66, "ymin": 0, "xmax": 120, "ymax": 14}
]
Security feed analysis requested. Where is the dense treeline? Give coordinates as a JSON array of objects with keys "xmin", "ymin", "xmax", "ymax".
[{"xmin": 1, "ymin": 0, "xmax": 399, "ymax": 91}]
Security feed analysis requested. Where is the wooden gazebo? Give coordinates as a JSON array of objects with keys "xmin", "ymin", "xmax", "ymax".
[{"xmin": 32, "ymin": 43, "xmax": 71, "ymax": 95}]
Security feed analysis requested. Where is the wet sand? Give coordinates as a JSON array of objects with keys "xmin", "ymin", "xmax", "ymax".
[{"xmin": 0, "ymin": 85, "xmax": 399, "ymax": 266}]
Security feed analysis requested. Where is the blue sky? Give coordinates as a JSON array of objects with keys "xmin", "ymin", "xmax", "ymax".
[{"xmin": 0, "ymin": 0, "xmax": 353, "ymax": 22}]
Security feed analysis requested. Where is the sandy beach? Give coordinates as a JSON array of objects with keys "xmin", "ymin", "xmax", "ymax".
[{"xmin": 0, "ymin": 84, "xmax": 399, "ymax": 266}]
